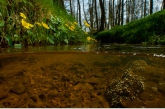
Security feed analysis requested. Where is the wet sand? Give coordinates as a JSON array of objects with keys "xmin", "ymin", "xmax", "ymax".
[{"xmin": 0, "ymin": 52, "xmax": 165, "ymax": 108}]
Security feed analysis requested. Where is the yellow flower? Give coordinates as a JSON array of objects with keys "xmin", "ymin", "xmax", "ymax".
[
  {"xmin": 21, "ymin": 19, "xmax": 34, "ymax": 29},
  {"xmin": 42, "ymin": 22, "xmax": 49, "ymax": 29},
  {"xmin": 84, "ymin": 21, "xmax": 90, "ymax": 27},
  {"xmin": 20, "ymin": 12, "xmax": 26, "ymax": 19},
  {"xmin": 69, "ymin": 27, "xmax": 74, "ymax": 31},
  {"xmin": 74, "ymin": 22, "xmax": 77, "ymax": 25},
  {"xmin": 29, "ymin": 23, "xmax": 34, "ymax": 28},
  {"xmin": 71, "ymin": 25, "xmax": 75, "ymax": 30},
  {"xmin": 87, "ymin": 36, "xmax": 91, "ymax": 41},
  {"xmin": 65, "ymin": 24, "xmax": 69, "ymax": 27},
  {"xmin": 35, "ymin": 22, "xmax": 42, "ymax": 26}
]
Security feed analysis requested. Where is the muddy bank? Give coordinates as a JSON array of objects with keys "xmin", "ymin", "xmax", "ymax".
[{"xmin": 0, "ymin": 52, "xmax": 165, "ymax": 107}]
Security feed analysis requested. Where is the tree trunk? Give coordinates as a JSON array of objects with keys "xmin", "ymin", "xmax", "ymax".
[
  {"xmin": 99, "ymin": 0, "xmax": 105, "ymax": 31},
  {"xmin": 94, "ymin": 0, "xmax": 99, "ymax": 30},
  {"xmin": 121, "ymin": 0, "xmax": 124, "ymax": 25},
  {"xmin": 118, "ymin": 0, "xmax": 121, "ymax": 25},
  {"xmin": 144, "ymin": 0, "xmax": 146, "ymax": 16},
  {"xmin": 131, "ymin": 0, "xmax": 135, "ymax": 21},
  {"xmin": 89, "ymin": 0, "xmax": 94, "ymax": 29},
  {"xmin": 69, "ymin": 0, "xmax": 73, "ymax": 16},
  {"xmin": 163, "ymin": 0, "xmax": 165, "ymax": 9},
  {"xmin": 108, "ymin": 0, "xmax": 113, "ymax": 28},
  {"xmin": 112, "ymin": 0, "xmax": 114, "ymax": 27},
  {"xmin": 150, "ymin": 0, "xmax": 153, "ymax": 14},
  {"xmin": 126, "ymin": 0, "xmax": 131, "ymax": 23},
  {"xmin": 83, "ymin": 0, "xmax": 88, "ymax": 31},
  {"xmin": 77, "ymin": 0, "xmax": 82, "ymax": 27}
]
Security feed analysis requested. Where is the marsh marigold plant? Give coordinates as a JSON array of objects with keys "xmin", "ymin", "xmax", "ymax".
[
  {"xmin": 21, "ymin": 19, "xmax": 34, "ymax": 29},
  {"xmin": 20, "ymin": 12, "xmax": 26, "ymax": 19},
  {"xmin": 35, "ymin": 22, "xmax": 42, "ymax": 26},
  {"xmin": 42, "ymin": 22, "xmax": 50, "ymax": 29},
  {"xmin": 84, "ymin": 21, "xmax": 90, "ymax": 28}
]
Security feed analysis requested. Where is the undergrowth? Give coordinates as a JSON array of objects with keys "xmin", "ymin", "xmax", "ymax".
[{"xmin": 0, "ymin": 0, "xmax": 94, "ymax": 47}]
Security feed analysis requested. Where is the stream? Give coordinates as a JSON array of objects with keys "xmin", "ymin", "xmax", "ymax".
[{"xmin": 0, "ymin": 44, "xmax": 165, "ymax": 107}]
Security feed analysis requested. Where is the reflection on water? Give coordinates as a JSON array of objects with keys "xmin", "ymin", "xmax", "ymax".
[{"xmin": 1, "ymin": 44, "xmax": 165, "ymax": 57}]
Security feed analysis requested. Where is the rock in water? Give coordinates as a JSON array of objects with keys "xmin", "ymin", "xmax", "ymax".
[
  {"xmin": 105, "ymin": 69, "xmax": 145, "ymax": 108},
  {"xmin": 10, "ymin": 82, "xmax": 25, "ymax": 95}
]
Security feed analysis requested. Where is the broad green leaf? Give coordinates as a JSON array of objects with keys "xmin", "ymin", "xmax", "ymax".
[
  {"xmin": 64, "ymin": 39, "xmax": 68, "ymax": 44},
  {"xmin": 4, "ymin": 36, "xmax": 13, "ymax": 47},
  {"xmin": 47, "ymin": 37, "xmax": 55, "ymax": 44},
  {"xmin": 0, "ymin": 20, "xmax": 5, "ymax": 27}
]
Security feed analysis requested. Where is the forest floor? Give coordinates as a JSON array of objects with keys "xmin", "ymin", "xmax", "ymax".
[{"xmin": 0, "ymin": 52, "xmax": 165, "ymax": 107}]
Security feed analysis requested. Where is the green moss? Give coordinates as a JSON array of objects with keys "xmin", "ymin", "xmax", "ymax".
[{"xmin": 96, "ymin": 10, "xmax": 165, "ymax": 45}]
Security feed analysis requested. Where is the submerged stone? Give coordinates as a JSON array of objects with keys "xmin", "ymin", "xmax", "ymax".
[
  {"xmin": 105, "ymin": 69, "xmax": 145, "ymax": 108},
  {"xmin": 10, "ymin": 82, "xmax": 25, "ymax": 95}
]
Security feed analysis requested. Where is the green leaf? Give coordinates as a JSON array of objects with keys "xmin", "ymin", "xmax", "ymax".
[
  {"xmin": 47, "ymin": 37, "xmax": 55, "ymax": 44},
  {"xmin": 0, "ymin": 12, "xmax": 2, "ymax": 17},
  {"xmin": 49, "ymin": 24, "xmax": 56, "ymax": 31},
  {"xmin": 4, "ymin": 36, "xmax": 13, "ymax": 47},
  {"xmin": 14, "ymin": 44, "xmax": 22, "ymax": 48},
  {"xmin": 14, "ymin": 34, "xmax": 20, "ymax": 41},
  {"xmin": 0, "ymin": 20, "xmax": 5, "ymax": 27},
  {"xmin": 27, "ymin": 30, "xmax": 33, "ymax": 35},
  {"xmin": 0, "ymin": 0, "xmax": 7, "ymax": 5},
  {"xmin": 64, "ymin": 39, "xmax": 68, "ymax": 44},
  {"xmin": 14, "ymin": 34, "xmax": 19, "ymax": 38}
]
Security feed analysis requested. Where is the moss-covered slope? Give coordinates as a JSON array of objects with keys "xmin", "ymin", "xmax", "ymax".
[{"xmin": 96, "ymin": 10, "xmax": 165, "ymax": 44}]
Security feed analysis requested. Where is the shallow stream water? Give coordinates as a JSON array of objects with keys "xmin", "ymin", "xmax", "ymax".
[{"xmin": 0, "ymin": 44, "xmax": 165, "ymax": 107}]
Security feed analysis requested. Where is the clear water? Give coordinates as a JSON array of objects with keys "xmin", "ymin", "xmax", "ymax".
[{"xmin": 0, "ymin": 44, "xmax": 165, "ymax": 107}]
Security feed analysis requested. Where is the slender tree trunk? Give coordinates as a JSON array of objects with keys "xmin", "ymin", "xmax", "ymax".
[
  {"xmin": 118, "ymin": 0, "xmax": 121, "ymax": 25},
  {"xmin": 131, "ymin": 0, "xmax": 135, "ymax": 21},
  {"xmin": 76, "ymin": 0, "xmax": 78, "ymax": 23},
  {"xmin": 89, "ymin": 0, "xmax": 94, "ymax": 29},
  {"xmin": 99, "ymin": 0, "xmax": 106, "ymax": 31},
  {"xmin": 150, "ymin": 0, "xmax": 153, "ymax": 14},
  {"xmin": 115, "ymin": 0, "xmax": 119, "ymax": 25},
  {"xmin": 83, "ymin": 0, "xmax": 88, "ymax": 31},
  {"xmin": 94, "ymin": 0, "xmax": 99, "ymax": 30},
  {"xmin": 108, "ymin": 0, "xmax": 113, "ymax": 28},
  {"xmin": 144, "ymin": 0, "xmax": 146, "ymax": 16},
  {"xmin": 126, "ymin": 0, "xmax": 130, "ymax": 23},
  {"xmin": 69, "ymin": 0, "xmax": 73, "ymax": 16},
  {"xmin": 163, "ymin": 0, "xmax": 165, "ymax": 9},
  {"xmin": 77, "ymin": 0, "xmax": 82, "ymax": 27},
  {"xmin": 121, "ymin": 0, "xmax": 124, "ymax": 25},
  {"xmin": 112, "ymin": 0, "xmax": 114, "ymax": 27}
]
